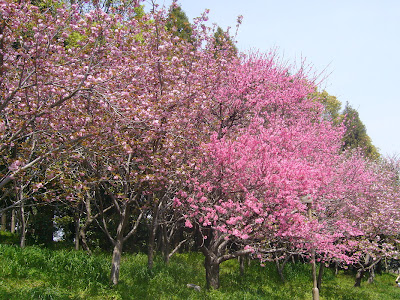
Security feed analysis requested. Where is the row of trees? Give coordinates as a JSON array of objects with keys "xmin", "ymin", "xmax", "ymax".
[{"xmin": 1, "ymin": 0, "xmax": 399, "ymax": 294}]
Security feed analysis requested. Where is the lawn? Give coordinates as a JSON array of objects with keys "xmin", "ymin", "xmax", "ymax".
[{"xmin": 0, "ymin": 244, "xmax": 399, "ymax": 299}]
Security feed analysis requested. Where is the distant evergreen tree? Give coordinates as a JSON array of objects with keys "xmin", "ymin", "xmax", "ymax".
[
  {"xmin": 166, "ymin": 5, "xmax": 193, "ymax": 42},
  {"xmin": 342, "ymin": 102, "xmax": 379, "ymax": 159},
  {"xmin": 213, "ymin": 26, "xmax": 238, "ymax": 56},
  {"xmin": 314, "ymin": 91, "xmax": 379, "ymax": 160}
]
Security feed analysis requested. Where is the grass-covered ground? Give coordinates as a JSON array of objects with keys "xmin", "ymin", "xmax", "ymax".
[{"xmin": 0, "ymin": 244, "xmax": 399, "ymax": 299}]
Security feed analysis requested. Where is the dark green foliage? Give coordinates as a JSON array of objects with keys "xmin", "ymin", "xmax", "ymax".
[
  {"xmin": 30, "ymin": 204, "xmax": 54, "ymax": 246},
  {"xmin": 166, "ymin": 5, "xmax": 193, "ymax": 42},
  {"xmin": 0, "ymin": 230, "xmax": 19, "ymax": 245},
  {"xmin": 213, "ymin": 26, "xmax": 238, "ymax": 56},
  {"xmin": 342, "ymin": 103, "xmax": 379, "ymax": 159}
]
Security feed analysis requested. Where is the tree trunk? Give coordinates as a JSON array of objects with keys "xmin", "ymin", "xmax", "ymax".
[
  {"xmin": 74, "ymin": 214, "xmax": 80, "ymax": 250},
  {"xmin": 276, "ymin": 261, "xmax": 285, "ymax": 282},
  {"xmin": 275, "ymin": 256, "xmax": 290, "ymax": 283},
  {"xmin": 79, "ymin": 192, "xmax": 95, "ymax": 254},
  {"xmin": 11, "ymin": 209, "xmax": 15, "ymax": 233},
  {"xmin": 79, "ymin": 226, "xmax": 91, "ymax": 254},
  {"xmin": 310, "ymin": 249, "xmax": 320, "ymax": 300},
  {"xmin": 110, "ymin": 240, "xmax": 123, "ymax": 285},
  {"xmin": 306, "ymin": 202, "xmax": 320, "ymax": 300},
  {"xmin": 355, "ymin": 255, "xmax": 371, "ymax": 287},
  {"xmin": 1, "ymin": 212, "xmax": 6, "ymax": 231},
  {"xmin": 147, "ymin": 195, "xmax": 164, "ymax": 270},
  {"xmin": 354, "ymin": 268, "xmax": 364, "ymax": 287},
  {"xmin": 20, "ymin": 203, "xmax": 26, "ymax": 248},
  {"xmin": 104, "ymin": 198, "xmax": 142, "ymax": 286},
  {"xmin": 161, "ymin": 224, "xmax": 171, "ymax": 264},
  {"xmin": 239, "ymin": 255, "xmax": 246, "ymax": 276},
  {"xmin": 376, "ymin": 260, "xmax": 382, "ymax": 274},
  {"xmin": 200, "ymin": 229, "xmax": 251, "ymax": 290},
  {"xmin": 147, "ymin": 229, "xmax": 156, "ymax": 270},
  {"xmin": 368, "ymin": 265, "xmax": 375, "ymax": 284},
  {"xmin": 147, "ymin": 202, "xmax": 160, "ymax": 270},
  {"xmin": 317, "ymin": 262, "xmax": 324, "ymax": 290},
  {"xmin": 204, "ymin": 254, "xmax": 220, "ymax": 289}
]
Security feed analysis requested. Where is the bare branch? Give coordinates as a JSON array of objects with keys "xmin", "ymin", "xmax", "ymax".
[{"xmin": 123, "ymin": 210, "xmax": 144, "ymax": 242}]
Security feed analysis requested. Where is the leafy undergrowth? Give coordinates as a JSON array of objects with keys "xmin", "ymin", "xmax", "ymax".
[{"xmin": 1, "ymin": 244, "xmax": 400, "ymax": 299}]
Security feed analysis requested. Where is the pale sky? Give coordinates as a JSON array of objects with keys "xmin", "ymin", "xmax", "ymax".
[{"xmin": 157, "ymin": 0, "xmax": 400, "ymax": 156}]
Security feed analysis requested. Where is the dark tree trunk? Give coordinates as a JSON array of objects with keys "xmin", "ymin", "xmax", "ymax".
[
  {"xmin": 317, "ymin": 262, "xmax": 324, "ymax": 290},
  {"xmin": 354, "ymin": 255, "xmax": 372, "ymax": 287},
  {"xmin": 239, "ymin": 255, "xmax": 245, "ymax": 276},
  {"xmin": 17, "ymin": 185, "xmax": 27, "ymax": 248},
  {"xmin": 1, "ymin": 212, "xmax": 6, "ymax": 231},
  {"xmin": 148, "ymin": 200, "xmax": 160, "ymax": 270},
  {"xmin": 376, "ymin": 260, "xmax": 382, "ymax": 274},
  {"xmin": 200, "ymin": 230, "xmax": 252, "ymax": 290},
  {"xmin": 275, "ymin": 256, "xmax": 290, "ymax": 283},
  {"xmin": 158, "ymin": 214, "xmax": 185, "ymax": 265},
  {"xmin": 74, "ymin": 214, "xmax": 80, "ymax": 250},
  {"xmin": 204, "ymin": 254, "xmax": 220, "ymax": 290},
  {"xmin": 160, "ymin": 221, "xmax": 186, "ymax": 265},
  {"xmin": 368, "ymin": 265, "xmax": 375, "ymax": 284},
  {"xmin": 201, "ymin": 230, "xmax": 223, "ymax": 290},
  {"xmin": 78, "ymin": 193, "xmax": 105, "ymax": 255},
  {"xmin": 276, "ymin": 261, "xmax": 285, "ymax": 282},
  {"xmin": 354, "ymin": 269, "xmax": 364, "ymax": 287},
  {"xmin": 147, "ymin": 225, "xmax": 156, "ymax": 270},
  {"xmin": 367, "ymin": 258, "xmax": 381, "ymax": 284},
  {"xmin": 161, "ymin": 224, "xmax": 171, "ymax": 264}
]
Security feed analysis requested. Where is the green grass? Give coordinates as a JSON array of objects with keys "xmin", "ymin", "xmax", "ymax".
[{"xmin": 1, "ymin": 244, "xmax": 400, "ymax": 299}]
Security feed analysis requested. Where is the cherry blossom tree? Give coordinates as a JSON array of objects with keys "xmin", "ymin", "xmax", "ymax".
[
  {"xmin": 322, "ymin": 152, "xmax": 400, "ymax": 286},
  {"xmin": 47, "ymin": 1, "xmax": 238, "ymax": 284},
  {"xmin": 172, "ymin": 52, "xmax": 349, "ymax": 289}
]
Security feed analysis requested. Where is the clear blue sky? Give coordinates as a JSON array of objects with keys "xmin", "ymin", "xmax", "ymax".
[{"xmin": 157, "ymin": 0, "xmax": 400, "ymax": 156}]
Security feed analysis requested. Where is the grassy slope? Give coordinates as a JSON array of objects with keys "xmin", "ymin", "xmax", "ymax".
[{"xmin": 0, "ymin": 244, "xmax": 399, "ymax": 300}]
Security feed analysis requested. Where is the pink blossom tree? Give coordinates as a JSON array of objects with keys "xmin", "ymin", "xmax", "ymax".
[
  {"xmin": 172, "ymin": 52, "xmax": 352, "ymax": 289},
  {"xmin": 0, "ymin": 0, "xmax": 121, "ymax": 245},
  {"xmin": 49, "ymin": 1, "xmax": 240, "ymax": 284},
  {"xmin": 321, "ymin": 152, "xmax": 400, "ymax": 286}
]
